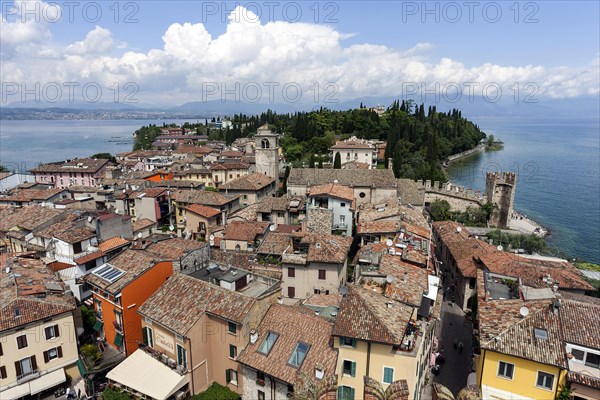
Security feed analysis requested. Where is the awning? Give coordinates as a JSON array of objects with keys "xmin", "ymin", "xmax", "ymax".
[
  {"xmin": 0, "ymin": 383, "xmax": 30, "ymax": 400},
  {"xmin": 93, "ymin": 320, "xmax": 103, "ymax": 331},
  {"xmin": 76, "ymin": 359, "xmax": 87, "ymax": 377},
  {"xmin": 107, "ymin": 349, "xmax": 189, "ymax": 400},
  {"xmin": 29, "ymin": 368, "xmax": 66, "ymax": 395},
  {"xmin": 114, "ymin": 333, "xmax": 124, "ymax": 347}
]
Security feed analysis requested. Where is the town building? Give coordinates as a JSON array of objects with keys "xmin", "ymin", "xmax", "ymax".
[
  {"xmin": 171, "ymin": 190, "xmax": 241, "ymax": 236},
  {"xmin": 184, "ymin": 204, "xmax": 223, "ymax": 241},
  {"xmin": 254, "ymin": 124, "xmax": 280, "ymax": 180},
  {"xmin": 84, "ymin": 250, "xmax": 173, "ymax": 356},
  {"xmin": 331, "ymin": 137, "xmax": 377, "ymax": 169},
  {"xmin": 221, "ymin": 221, "xmax": 271, "ymax": 252},
  {"xmin": 30, "ymin": 158, "xmax": 111, "ymax": 189},
  {"xmin": 237, "ymin": 304, "xmax": 338, "ymax": 400},
  {"xmin": 114, "ymin": 188, "xmax": 170, "ymax": 226},
  {"xmin": 219, "ymin": 172, "xmax": 276, "ymax": 207},
  {"xmin": 306, "ymin": 183, "xmax": 354, "ymax": 237},
  {"xmin": 0, "ymin": 256, "xmax": 79, "ymax": 399},
  {"xmin": 255, "ymin": 196, "xmax": 306, "ymax": 227}
]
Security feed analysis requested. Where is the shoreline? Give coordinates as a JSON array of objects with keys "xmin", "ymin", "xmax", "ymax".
[{"xmin": 508, "ymin": 211, "xmax": 549, "ymax": 237}]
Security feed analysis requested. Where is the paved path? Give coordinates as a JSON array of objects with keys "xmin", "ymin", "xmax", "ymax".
[{"xmin": 433, "ymin": 288, "xmax": 474, "ymax": 395}]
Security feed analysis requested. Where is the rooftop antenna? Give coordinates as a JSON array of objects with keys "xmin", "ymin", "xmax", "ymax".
[
  {"xmin": 386, "ymin": 274, "xmax": 394, "ymax": 284},
  {"xmin": 519, "ymin": 306, "xmax": 529, "ymax": 317},
  {"xmin": 456, "ymin": 227, "xmax": 462, "ymax": 233}
]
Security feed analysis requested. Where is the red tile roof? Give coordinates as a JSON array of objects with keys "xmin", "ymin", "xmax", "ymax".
[
  {"xmin": 186, "ymin": 204, "xmax": 221, "ymax": 218},
  {"xmin": 223, "ymin": 221, "xmax": 270, "ymax": 242},
  {"xmin": 308, "ymin": 183, "xmax": 354, "ymax": 201},
  {"xmin": 98, "ymin": 237, "xmax": 131, "ymax": 252}
]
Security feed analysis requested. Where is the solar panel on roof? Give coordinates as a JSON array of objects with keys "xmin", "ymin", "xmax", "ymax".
[{"xmin": 93, "ymin": 264, "xmax": 125, "ymax": 283}]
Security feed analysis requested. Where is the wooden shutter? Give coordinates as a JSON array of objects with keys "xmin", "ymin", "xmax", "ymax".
[
  {"xmin": 57, "ymin": 346, "xmax": 63, "ymax": 358},
  {"xmin": 44, "ymin": 351, "xmax": 50, "ymax": 363},
  {"xmin": 226, "ymin": 369, "xmax": 231, "ymax": 383},
  {"xmin": 350, "ymin": 361, "xmax": 356, "ymax": 377},
  {"xmin": 31, "ymin": 355, "xmax": 37, "ymax": 370},
  {"xmin": 0, "ymin": 342, "xmax": 3, "ymax": 356},
  {"xmin": 14, "ymin": 361, "xmax": 22, "ymax": 377},
  {"xmin": 288, "ymin": 286, "xmax": 295, "ymax": 298},
  {"xmin": 350, "ymin": 387, "xmax": 355, "ymax": 400},
  {"xmin": 351, "ymin": 339, "xmax": 357, "ymax": 348},
  {"xmin": 54, "ymin": 324, "xmax": 60, "ymax": 338},
  {"xmin": 0, "ymin": 366, "xmax": 7, "ymax": 379}
]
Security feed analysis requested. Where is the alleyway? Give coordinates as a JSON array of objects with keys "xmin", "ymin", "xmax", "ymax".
[{"xmin": 433, "ymin": 288, "xmax": 474, "ymax": 395}]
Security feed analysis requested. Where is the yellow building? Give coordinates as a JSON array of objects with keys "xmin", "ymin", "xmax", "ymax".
[
  {"xmin": 475, "ymin": 269, "xmax": 600, "ymax": 400},
  {"xmin": 331, "ymin": 285, "xmax": 436, "ymax": 400},
  {"xmin": 0, "ymin": 257, "xmax": 80, "ymax": 399}
]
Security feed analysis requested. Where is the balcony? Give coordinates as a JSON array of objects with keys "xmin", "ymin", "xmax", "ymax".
[
  {"xmin": 333, "ymin": 223, "xmax": 348, "ymax": 230},
  {"xmin": 17, "ymin": 369, "xmax": 40, "ymax": 384}
]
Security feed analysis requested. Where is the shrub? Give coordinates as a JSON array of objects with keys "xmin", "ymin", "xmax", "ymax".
[{"xmin": 192, "ymin": 383, "xmax": 239, "ymax": 400}]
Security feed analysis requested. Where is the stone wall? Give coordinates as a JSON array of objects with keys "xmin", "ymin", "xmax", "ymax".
[{"xmin": 177, "ymin": 243, "xmax": 211, "ymax": 274}]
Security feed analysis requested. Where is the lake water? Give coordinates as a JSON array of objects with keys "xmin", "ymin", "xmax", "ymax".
[
  {"xmin": 447, "ymin": 116, "xmax": 600, "ymax": 264},
  {"xmin": 1, "ymin": 117, "xmax": 598, "ymax": 263}
]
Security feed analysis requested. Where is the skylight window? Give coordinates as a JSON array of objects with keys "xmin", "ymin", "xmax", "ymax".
[
  {"xmin": 258, "ymin": 331, "xmax": 279, "ymax": 355},
  {"xmin": 93, "ymin": 264, "xmax": 125, "ymax": 283},
  {"xmin": 534, "ymin": 328, "xmax": 548, "ymax": 340},
  {"xmin": 288, "ymin": 342, "xmax": 310, "ymax": 368}
]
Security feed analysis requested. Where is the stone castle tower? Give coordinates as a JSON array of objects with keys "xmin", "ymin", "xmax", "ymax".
[
  {"xmin": 485, "ymin": 172, "xmax": 517, "ymax": 228},
  {"xmin": 254, "ymin": 124, "xmax": 280, "ymax": 180}
]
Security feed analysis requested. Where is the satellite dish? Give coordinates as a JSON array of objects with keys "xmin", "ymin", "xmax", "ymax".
[
  {"xmin": 385, "ymin": 239, "xmax": 393, "ymax": 247},
  {"xmin": 87, "ymin": 216, "xmax": 93, "ymax": 222},
  {"xmin": 41, "ymin": 202, "xmax": 46, "ymax": 207},
  {"xmin": 169, "ymin": 225, "xmax": 174, "ymax": 231},
  {"xmin": 339, "ymin": 286, "xmax": 349, "ymax": 295},
  {"xmin": 209, "ymin": 234, "xmax": 215, "ymax": 240},
  {"xmin": 386, "ymin": 274, "xmax": 395, "ymax": 284},
  {"xmin": 456, "ymin": 227, "xmax": 462, "ymax": 232},
  {"xmin": 497, "ymin": 245, "xmax": 504, "ymax": 251},
  {"xmin": 269, "ymin": 225, "xmax": 275, "ymax": 231},
  {"xmin": 137, "ymin": 232, "xmax": 143, "ymax": 239},
  {"xmin": 333, "ymin": 179, "xmax": 339, "ymax": 184},
  {"xmin": 520, "ymin": 306, "xmax": 529, "ymax": 317}
]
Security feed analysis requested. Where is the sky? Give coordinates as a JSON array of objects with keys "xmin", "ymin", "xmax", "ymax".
[{"xmin": 1, "ymin": 0, "xmax": 599, "ymax": 108}]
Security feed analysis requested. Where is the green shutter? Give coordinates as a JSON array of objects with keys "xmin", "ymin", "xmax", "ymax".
[
  {"xmin": 351, "ymin": 339, "xmax": 357, "ymax": 348},
  {"xmin": 384, "ymin": 367, "xmax": 393, "ymax": 383},
  {"xmin": 337, "ymin": 387, "xmax": 343, "ymax": 400},
  {"xmin": 114, "ymin": 333, "xmax": 123, "ymax": 347},
  {"xmin": 226, "ymin": 369, "xmax": 231, "ymax": 383},
  {"xmin": 350, "ymin": 362, "xmax": 356, "ymax": 377},
  {"xmin": 349, "ymin": 387, "xmax": 355, "ymax": 400},
  {"xmin": 92, "ymin": 320, "xmax": 103, "ymax": 331}
]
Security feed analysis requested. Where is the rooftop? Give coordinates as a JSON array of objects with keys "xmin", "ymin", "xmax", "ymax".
[
  {"xmin": 172, "ymin": 189, "xmax": 239, "ymax": 207},
  {"xmin": 237, "ymin": 304, "xmax": 337, "ymax": 385},
  {"xmin": 222, "ymin": 221, "xmax": 270, "ymax": 242},
  {"xmin": 144, "ymin": 237, "xmax": 206, "ymax": 261},
  {"xmin": 186, "ymin": 204, "xmax": 221, "ymax": 218},
  {"xmin": 138, "ymin": 272, "xmax": 256, "ymax": 335},
  {"xmin": 0, "ymin": 205, "xmax": 66, "ymax": 233},
  {"xmin": 98, "ymin": 237, "xmax": 131, "ymax": 253},
  {"xmin": 308, "ymin": 183, "xmax": 354, "ymax": 202},
  {"xmin": 219, "ymin": 172, "xmax": 275, "ymax": 191},
  {"xmin": 30, "ymin": 158, "xmax": 109, "ymax": 173},
  {"xmin": 288, "ymin": 168, "xmax": 397, "ymax": 188}
]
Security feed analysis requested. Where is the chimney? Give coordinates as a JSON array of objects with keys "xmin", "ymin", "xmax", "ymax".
[
  {"xmin": 403, "ymin": 272, "xmax": 408, "ymax": 282},
  {"xmin": 250, "ymin": 329, "xmax": 258, "ymax": 344}
]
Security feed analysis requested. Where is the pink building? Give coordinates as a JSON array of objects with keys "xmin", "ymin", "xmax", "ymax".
[{"xmin": 30, "ymin": 158, "xmax": 110, "ymax": 189}]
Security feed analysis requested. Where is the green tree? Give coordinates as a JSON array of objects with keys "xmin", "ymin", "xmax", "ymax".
[
  {"xmin": 102, "ymin": 389, "xmax": 131, "ymax": 400},
  {"xmin": 0, "ymin": 165, "xmax": 9, "ymax": 173},
  {"xmin": 333, "ymin": 152, "xmax": 342, "ymax": 169},
  {"xmin": 192, "ymin": 383, "xmax": 238, "ymax": 400},
  {"xmin": 429, "ymin": 199, "xmax": 451, "ymax": 221}
]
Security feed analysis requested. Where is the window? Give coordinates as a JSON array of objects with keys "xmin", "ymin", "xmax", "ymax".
[
  {"xmin": 342, "ymin": 360, "xmax": 356, "ymax": 377},
  {"xmin": 383, "ymin": 367, "xmax": 394, "ymax": 384},
  {"xmin": 228, "ymin": 322, "xmax": 237, "ymax": 334},
  {"xmin": 536, "ymin": 371, "xmax": 554, "ymax": 390},
  {"xmin": 340, "ymin": 337, "xmax": 356, "ymax": 347},
  {"xmin": 257, "ymin": 390, "xmax": 265, "ymax": 400},
  {"xmin": 359, "ymin": 192, "xmax": 366, "ymax": 198},
  {"xmin": 318, "ymin": 269, "xmax": 326, "ymax": 280},
  {"xmin": 177, "ymin": 344, "xmax": 187, "ymax": 370},
  {"xmin": 586, "ymin": 352, "xmax": 600, "ymax": 368},
  {"xmin": 0, "ymin": 366, "xmax": 6, "ymax": 379},
  {"xmin": 497, "ymin": 361, "xmax": 514, "ymax": 379},
  {"xmin": 340, "ymin": 202, "xmax": 345, "ymax": 207},
  {"xmin": 288, "ymin": 342, "xmax": 310, "ymax": 368},
  {"xmin": 338, "ymin": 386, "xmax": 355, "ymax": 400},
  {"xmin": 73, "ymin": 241, "xmax": 83, "ymax": 254},
  {"xmin": 43, "ymin": 346, "xmax": 62, "ymax": 362},
  {"xmin": 571, "ymin": 348, "xmax": 585, "ymax": 361},
  {"xmin": 16, "ymin": 335, "xmax": 28, "ymax": 349},
  {"xmin": 229, "ymin": 344, "xmax": 237, "ymax": 359},
  {"xmin": 534, "ymin": 328, "xmax": 548, "ymax": 340},
  {"xmin": 15, "ymin": 356, "xmax": 37, "ymax": 378},
  {"xmin": 258, "ymin": 331, "xmax": 279, "ymax": 355},
  {"xmin": 287, "ymin": 286, "xmax": 295, "ymax": 298},
  {"xmin": 44, "ymin": 324, "xmax": 60, "ymax": 340},
  {"xmin": 226, "ymin": 368, "xmax": 238, "ymax": 385},
  {"xmin": 288, "ymin": 267, "xmax": 296, "ymax": 278},
  {"xmin": 142, "ymin": 326, "xmax": 153, "ymax": 348}
]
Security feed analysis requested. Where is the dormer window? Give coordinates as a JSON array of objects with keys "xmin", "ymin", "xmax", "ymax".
[
  {"xmin": 258, "ymin": 331, "xmax": 279, "ymax": 355},
  {"xmin": 288, "ymin": 342, "xmax": 310, "ymax": 368}
]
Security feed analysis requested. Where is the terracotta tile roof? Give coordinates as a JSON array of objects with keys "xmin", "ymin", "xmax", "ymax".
[
  {"xmin": 237, "ymin": 304, "xmax": 337, "ymax": 385},
  {"xmin": 219, "ymin": 172, "xmax": 275, "ymax": 191},
  {"xmin": 358, "ymin": 219, "xmax": 401, "ymax": 235},
  {"xmin": 132, "ymin": 218, "xmax": 155, "ymax": 232},
  {"xmin": 74, "ymin": 250, "xmax": 104, "ymax": 264},
  {"xmin": 172, "ymin": 189, "xmax": 239, "ymax": 206},
  {"xmin": 331, "ymin": 140, "xmax": 374, "ymax": 149},
  {"xmin": 559, "ymin": 299, "xmax": 600, "ymax": 349},
  {"xmin": 186, "ymin": 204, "xmax": 221, "ymax": 218},
  {"xmin": 288, "ymin": 168, "xmax": 397, "ymax": 188},
  {"xmin": 333, "ymin": 285, "xmax": 413, "ymax": 345},
  {"xmin": 144, "ymin": 238, "xmax": 206, "ymax": 260},
  {"xmin": 342, "ymin": 161, "xmax": 370, "ymax": 170},
  {"xmin": 402, "ymin": 222, "xmax": 430, "ymax": 240},
  {"xmin": 257, "ymin": 232, "xmax": 293, "ymax": 255},
  {"xmin": 223, "ymin": 221, "xmax": 270, "ymax": 242},
  {"xmin": 173, "ymin": 168, "xmax": 212, "ymax": 177},
  {"xmin": 30, "ymin": 158, "xmax": 109, "ymax": 173},
  {"xmin": 1, "ymin": 188, "xmax": 67, "ymax": 202},
  {"xmin": 308, "ymin": 183, "xmax": 354, "ymax": 202},
  {"xmin": 98, "ymin": 236, "xmax": 131, "ymax": 252},
  {"xmin": 379, "ymin": 255, "xmax": 429, "ymax": 307},
  {"xmin": 175, "ymin": 145, "xmax": 214, "ymax": 155},
  {"xmin": 256, "ymin": 196, "xmax": 306, "ymax": 213},
  {"xmin": 210, "ymin": 162, "xmax": 250, "ymax": 171},
  {"xmin": 479, "ymin": 253, "xmax": 593, "ymax": 291},
  {"xmin": 0, "ymin": 257, "xmax": 76, "ymax": 332},
  {"xmin": 567, "ymin": 371, "xmax": 600, "ymax": 389},
  {"xmin": 304, "ymin": 293, "xmax": 342, "ymax": 308},
  {"xmin": 0, "ymin": 205, "xmax": 66, "ymax": 232},
  {"xmin": 138, "ymin": 273, "xmax": 255, "ymax": 335},
  {"xmin": 292, "ymin": 233, "xmax": 353, "ymax": 264},
  {"xmin": 54, "ymin": 226, "xmax": 96, "ymax": 244},
  {"xmin": 84, "ymin": 250, "xmax": 163, "ymax": 294},
  {"xmin": 274, "ymin": 224, "xmax": 302, "ymax": 234},
  {"xmin": 228, "ymin": 203, "xmax": 259, "ymax": 221},
  {"xmin": 397, "ymin": 179, "xmax": 425, "ymax": 206},
  {"xmin": 220, "ymin": 150, "xmax": 243, "ymax": 158}
]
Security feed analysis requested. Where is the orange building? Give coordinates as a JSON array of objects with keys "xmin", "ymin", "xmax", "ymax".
[
  {"xmin": 85, "ymin": 250, "xmax": 173, "ymax": 356},
  {"xmin": 143, "ymin": 170, "xmax": 173, "ymax": 182}
]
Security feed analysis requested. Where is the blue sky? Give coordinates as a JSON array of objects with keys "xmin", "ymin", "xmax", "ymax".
[{"xmin": 1, "ymin": 1, "xmax": 599, "ymax": 106}]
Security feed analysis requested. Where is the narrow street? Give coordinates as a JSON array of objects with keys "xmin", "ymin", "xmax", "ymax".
[{"xmin": 433, "ymin": 288, "xmax": 474, "ymax": 395}]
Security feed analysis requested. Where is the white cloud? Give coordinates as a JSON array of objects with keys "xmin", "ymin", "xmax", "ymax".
[{"xmin": 2, "ymin": 4, "xmax": 598, "ymax": 106}]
